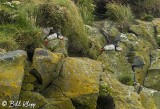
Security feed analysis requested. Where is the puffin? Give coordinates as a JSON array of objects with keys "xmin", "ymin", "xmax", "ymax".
[
  {"xmin": 42, "ymin": 28, "xmax": 64, "ymax": 46},
  {"xmin": 100, "ymin": 44, "xmax": 122, "ymax": 53}
]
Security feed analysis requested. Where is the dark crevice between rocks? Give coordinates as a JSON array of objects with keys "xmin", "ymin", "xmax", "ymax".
[
  {"xmin": 96, "ymin": 95, "xmax": 115, "ymax": 109},
  {"xmin": 25, "ymin": 43, "xmax": 36, "ymax": 62},
  {"xmin": 71, "ymin": 99, "xmax": 89, "ymax": 109},
  {"xmin": 30, "ymin": 69, "xmax": 42, "ymax": 85}
]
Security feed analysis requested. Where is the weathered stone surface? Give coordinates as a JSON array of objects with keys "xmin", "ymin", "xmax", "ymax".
[
  {"xmin": 19, "ymin": 91, "xmax": 47, "ymax": 109},
  {"xmin": 140, "ymin": 88, "xmax": 157, "ymax": 109},
  {"xmin": 46, "ymin": 37, "xmax": 68, "ymax": 56},
  {"xmin": 31, "ymin": 48, "xmax": 65, "ymax": 91},
  {"xmin": 51, "ymin": 57, "xmax": 103, "ymax": 109},
  {"xmin": 0, "ymin": 50, "xmax": 27, "ymax": 107},
  {"xmin": 129, "ymin": 20, "xmax": 158, "ymax": 49},
  {"xmin": 144, "ymin": 49, "xmax": 160, "ymax": 90},
  {"xmin": 99, "ymin": 72, "xmax": 145, "ymax": 109},
  {"xmin": 21, "ymin": 83, "xmax": 34, "ymax": 91},
  {"xmin": 153, "ymin": 91, "xmax": 160, "ymax": 109},
  {"xmin": 42, "ymin": 85, "xmax": 75, "ymax": 109},
  {"xmin": 97, "ymin": 51, "xmax": 133, "ymax": 80}
]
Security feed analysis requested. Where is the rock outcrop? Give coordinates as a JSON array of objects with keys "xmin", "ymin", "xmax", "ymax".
[{"xmin": 0, "ymin": 50, "xmax": 27, "ymax": 108}]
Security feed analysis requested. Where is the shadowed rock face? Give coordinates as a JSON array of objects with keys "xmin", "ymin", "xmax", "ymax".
[{"xmin": 0, "ymin": 50, "xmax": 27, "ymax": 107}]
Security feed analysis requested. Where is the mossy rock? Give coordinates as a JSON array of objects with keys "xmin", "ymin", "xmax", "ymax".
[
  {"xmin": 129, "ymin": 21, "xmax": 158, "ymax": 49},
  {"xmin": 99, "ymin": 72, "xmax": 145, "ymax": 109},
  {"xmin": 97, "ymin": 51, "xmax": 133, "ymax": 80},
  {"xmin": 21, "ymin": 83, "xmax": 34, "ymax": 91},
  {"xmin": 0, "ymin": 50, "xmax": 27, "ymax": 108},
  {"xmin": 31, "ymin": 48, "xmax": 65, "ymax": 91},
  {"xmin": 71, "ymin": 93, "xmax": 98, "ymax": 109},
  {"xmin": 19, "ymin": 91, "xmax": 47, "ymax": 109},
  {"xmin": 36, "ymin": 0, "xmax": 89, "ymax": 55},
  {"xmin": 51, "ymin": 57, "xmax": 102, "ymax": 108},
  {"xmin": 23, "ymin": 74, "xmax": 37, "ymax": 83},
  {"xmin": 140, "ymin": 88, "xmax": 157, "ymax": 109}
]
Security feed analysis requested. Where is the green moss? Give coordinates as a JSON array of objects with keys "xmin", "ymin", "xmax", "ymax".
[
  {"xmin": 99, "ymin": 84, "xmax": 113, "ymax": 96},
  {"xmin": 22, "ymin": 83, "xmax": 34, "ymax": 91},
  {"xmin": 118, "ymin": 73, "xmax": 133, "ymax": 85}
]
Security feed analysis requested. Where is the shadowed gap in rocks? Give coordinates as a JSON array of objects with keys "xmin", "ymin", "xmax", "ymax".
[{"xmin": 96, "ymin": 95, "xmax": 115, "ymax": 109}]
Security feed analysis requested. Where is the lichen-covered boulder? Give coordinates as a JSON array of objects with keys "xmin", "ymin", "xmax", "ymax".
[
  {"xmin": 0, "ymin": 50, "xmax": 27, "ymax": 107},
  {"xmin": 97, "ymin": 51, "xmax": 133, "ymax": 82},
  {"xmin": 129, "ymin": 20, "xmax": 158, "ymax": 49},
  {"xmin": 31, "ymin": 48, "xmax": 65, "ymax": 91},
  {"xmin": 19, "ymin": 91, "xmax": 47, "ymax": 109},
  {"xmin": 99, "ymin": 72, "xmax": 145, "ymax": 109},
  {"xmin": 50, "ymin": 57, "xmax": 103, "ymax": 109},
  {"xmin": 144, "ymin": 49, "xmax": 160, "ymax": 90}
]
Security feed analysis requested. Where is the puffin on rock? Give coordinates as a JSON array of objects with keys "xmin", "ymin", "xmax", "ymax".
[
  {"xmin": 100, "ymin": 44, "xmax": 122, "ymax": 53},
  {"xmin": 42, "ymin": 28, "xmax": 64, "ymax": 46}
]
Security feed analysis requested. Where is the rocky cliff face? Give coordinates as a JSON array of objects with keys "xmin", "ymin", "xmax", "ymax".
[{"xmin": 1, "ymin": 0, "xmax": 160, "ymax": 109}]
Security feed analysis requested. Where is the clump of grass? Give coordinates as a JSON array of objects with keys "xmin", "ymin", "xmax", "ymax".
[
  {"xmin": 118, "ymin": 73, "xmax": 133, "ymax": 85},
  {"xmin": 36, "ymin": 0, "xmax": 89, "ymax": 56},
  {"xmin": 106, "ymin": 2, "xmax": 134, "ymax": 31},
  {"xmin": 141, "ymin": 14, "xmax": 154, "ymax": 22},
  {"xmin": 75, "ymin": 0, "xmax": 95, "ymax": 25},
  {"xmin": 0, "ymin": 2, "xmax": 43, "ymax": 51},
  {"xmin": 0, "ymin": 32, "xmax": 18, "ymax": 51},
  {"xmin": 141, "ymin": 0, "xmax": 160, "ymax": 17}
]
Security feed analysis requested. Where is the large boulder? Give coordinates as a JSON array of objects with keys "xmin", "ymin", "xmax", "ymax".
[
  {"xmin": 44, "ymin": 57, "xmax": 103, "ymax": 109},
  {"xmin": 98, "ymin": 72, "xmax": 145, "ymax": 109},
  {"xmin": 0, "ymin": 50, "xmax": 27, "ymax": 108},
  {"xmin": 31, "ymin": 48, "xmax": 65, "ymax": 91},
  {"xmin": 144, "ymin": 49, "xmax": 160, "ymax": 90}
]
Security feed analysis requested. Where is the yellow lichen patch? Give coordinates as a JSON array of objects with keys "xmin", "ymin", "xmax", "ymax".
[{"xmin": 53, "ymin": 57, "xmax": 102, "ymax": 98}]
